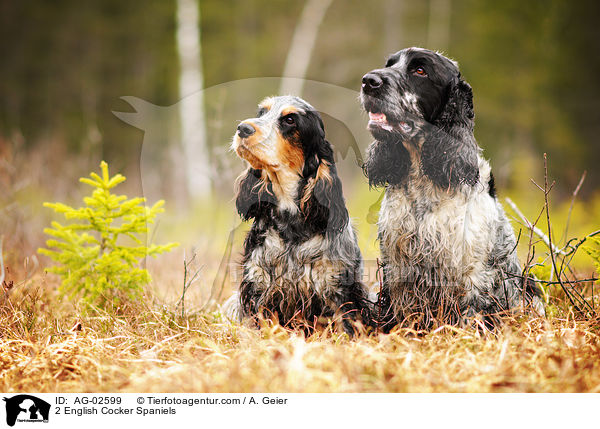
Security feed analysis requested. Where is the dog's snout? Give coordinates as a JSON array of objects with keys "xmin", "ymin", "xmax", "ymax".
[
  {"xmin": 237, "ymin": 123, "xmax": 256, "ymax": 139},
  {"xmin": 362, "ymin": 72, "xmax": 383, "ymax": 91}
]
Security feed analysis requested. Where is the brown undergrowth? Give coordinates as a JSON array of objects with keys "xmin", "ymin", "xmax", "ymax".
[
  {"xmin": 2, "ymin": 150, "xmax": 600, "ymax": 392},
  {"xmin": 2, "ymin": 274, "xmax": 600, "ymax": 393}
]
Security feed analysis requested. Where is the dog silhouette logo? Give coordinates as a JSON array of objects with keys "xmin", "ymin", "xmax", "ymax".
[{"xmin": 3, "ymin": 395, "xmax": 50, "ymax": 426}]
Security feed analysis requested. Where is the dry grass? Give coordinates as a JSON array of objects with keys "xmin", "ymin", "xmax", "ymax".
[
  {"xmin": 2, "ymin": 275, "xmax": 600, "ymax": 393},
  {"xmin": 3, "ymin": 146, "xmax": 600, "ymax": 393}
]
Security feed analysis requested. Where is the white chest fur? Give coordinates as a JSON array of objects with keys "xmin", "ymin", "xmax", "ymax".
[
  {"xmin": 379, "ymin": 156, "xmax": 499, "ymax": 291},
  {"xmin": 244, "ymin": 229, "xmax": 344, "ymax": 301}
]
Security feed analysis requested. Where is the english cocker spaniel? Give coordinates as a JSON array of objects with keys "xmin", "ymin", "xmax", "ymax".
[
  {"xmin": 360, "ymin": 47, "xmax": 544, "ymax": 330},
  {"xmin": 225, "ymin": 95, "xmax": 371, "ymax": 334}
]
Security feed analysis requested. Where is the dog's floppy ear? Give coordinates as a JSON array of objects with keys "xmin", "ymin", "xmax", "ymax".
[
  {"xmin": 435, "ymin": 75, "xmax": 475, "ymax": 128},
  {"xmin": 421, "ymin": 128, "xmax": 479, "ymax": 188},
  {"xmin": 234, "ymin": 167, "xmax": 276, "ymax": 220},
  {"xmin": 301, "ymin": 149, "xmax": 349, "ymax": 235},
  {"xmin": 362, "ymin": 139, "xmax": 411, "ymax": 187},
  {"xmin": 422, "ymin": 75, "xmax": 479, "ymax": 189}
]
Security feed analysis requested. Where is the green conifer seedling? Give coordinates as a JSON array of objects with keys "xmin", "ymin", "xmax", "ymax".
[{"xmin": 39, "ymin": 161, "xmax": 177, "ymax": 308}]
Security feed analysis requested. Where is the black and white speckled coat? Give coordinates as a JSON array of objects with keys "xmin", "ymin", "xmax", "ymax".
[
  {"xmin": 224, "ymin": 96, "xmax": 372, "ymax": 334},
  {"xmin": 360, "ymin": 47, "xmax": 544, "ymax": 330}
]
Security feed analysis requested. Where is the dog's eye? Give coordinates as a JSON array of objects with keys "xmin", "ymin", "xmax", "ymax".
[
  {"xmin": 257, "ymin": 107, "xmax": 267, "ymax": 117},
  {"xmin": 283, "ymin": 115, "xmax": 295, "ymax": 125},
  {"xmin": 414, "ymin": 66, "xmax": 427, "ymax": 77}
]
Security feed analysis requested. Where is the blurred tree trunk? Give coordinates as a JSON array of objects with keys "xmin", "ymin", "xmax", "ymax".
[
  {"xmin": 177, "ymin": 0, "xmax": 211, "ymax": 202},
  {"xmin": 279, "ymin": 0, "xmax": 333, "ymax": 96}
]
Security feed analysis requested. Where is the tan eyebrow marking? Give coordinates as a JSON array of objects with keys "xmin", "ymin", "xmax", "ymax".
[
  {"xmin": 281, "ymin": 106, "xmax": 298, "ymax": 117},
  {"xmin": 259, "ymin": 97, "xmax": 274, "ymax": 111}
]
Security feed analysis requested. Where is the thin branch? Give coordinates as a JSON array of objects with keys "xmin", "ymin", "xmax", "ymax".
[
  {"xmin": 556, "ymin": 232, "xmax": 600, "ymax": 302},
  {"xmin": 509, "ymin": 228, "xmax": 522, "ymax": 258},
  {"xmin": 563, "ymin": 278, "xmax": 596, "ymax": 313},
  {"xmin": 542, "ymin": 154, "xmax": 581, "ymax": 313},
  {"xmin": 177, "ymin": 250, "xmax": 203, "ymax": 318},
  {"xmin": 564, "ymin": 230, "xmax": 600, "ymax": 257},
  {"xmin": 524, "ymin": 277, "xmax": 598, "ymax": 285},
  {"xmin": 561, "ymin": 170, "xmax": 586, "ymax": 245},
  {"xmin": 519, "ymin": 201, "xmax": 545, "ymax": 286},
  {"xmin": 503, "ymin": 269, "xmax": 596, "ymax": 313},
  {"xmin": 505, "ymin": 197, "xmax": 565, "ymax": 256}
]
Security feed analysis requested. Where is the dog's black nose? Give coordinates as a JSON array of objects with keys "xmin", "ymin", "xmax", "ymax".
[
  {"xmin": 237, "ymin": 123, "xmax": 256, "ymax": 138},
  {"xmin": 362, "ymin": 73, "xmax": 383, "ymax": 91}
]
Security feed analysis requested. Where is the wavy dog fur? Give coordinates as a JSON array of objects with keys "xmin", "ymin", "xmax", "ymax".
[
  {"xmin": 360, "ymin": 48, "xmax": 544, "ymax": 330},
  {"xmin": 225, "ymin": 96, "xmax": 371, "ymax": 334}
]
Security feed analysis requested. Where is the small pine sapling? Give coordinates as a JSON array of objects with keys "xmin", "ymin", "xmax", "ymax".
[{"xmin": 39, "ymin": 161, "xmax": 177, "ymax": 308}]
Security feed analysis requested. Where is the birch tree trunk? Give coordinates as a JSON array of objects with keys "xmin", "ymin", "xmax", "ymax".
[{"xmin": 279, "ymin": 0, "xmax": 333, "ymax": 96}]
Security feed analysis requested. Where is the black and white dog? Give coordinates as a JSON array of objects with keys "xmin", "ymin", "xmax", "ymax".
[
  {"xmin": 225, "ymin": 96, "xmax": 371, "ymax": 334},
  {"xmin": 360, "ymin": 47, "xmax": 544, "ymax": 330}
]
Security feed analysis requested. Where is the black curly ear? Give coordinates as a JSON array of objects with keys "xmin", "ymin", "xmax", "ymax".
[
  {"xmin": 301, "ymin": 152, "xmax": 349, "ymax": 236},
  {"xmin": 234, "ymin": 167, "xmax": 276, "ymax": 220},
  {"xmin": 362, "ymin": 139, "xmax": 410, "ymax": 187},
  {"xmin": 422, "ymin": 75, "xmax": 479, "ymax": 189},
  {"xmin": 315, "ymin": 162, "xmax": 349, "ymax": 234},
  {"xmin": 435, "ymin": 75, "xmax": 475, "ymax": 129}
]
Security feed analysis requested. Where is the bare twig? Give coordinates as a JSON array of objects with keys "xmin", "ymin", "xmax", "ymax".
[
  {"xmin": 510, "ymin": 155, "xmax": 596, "ymax": 316},
  {"xmin": 524, "ymin": 217, "xmax": 543, "ymax": 275},
  {"xmin": 564, "ymin": 278, "xmax": 596, "ymax": 313},
  {"xmin": 538, "ymin": 277, "xmax": 596, "ymax": 285},
  {"xmin": 564, "ymin": 230, "xmax": 600, "ymax": 257},
  {"xmin": 509, "ymin": 228, "xmax": 523, "ymax": 257},
  {"xmin": 542, "ymin": 154, "xmax": 581, "ymax": 313},
  {"xmin": 558, "ymin": 230, "xmax": 600, "ymax": 287},
  {"xmin": 562, "ymin": 170, "xmax": 586, "ymax": 245},
  {"xmin": 510, "ymin": 195, "xmax": 547, "ymax": 289},
  {"xmin": 12, "ymin": 255, "xmax": 39, "ymax": 289},
  {"xmin": 177, "ymin": 250, "xmax": 203, "ymax": 318},
  {"xmin": 505, "ymin": 197, "xmax": 565, "ymax": 256},
  {"xmin": 504, "ymin": 271, "xmax": 597, "ymax": 286},
  {"xmin": 556, "ymin": 231, "xmax": 600, "ymax": 307}
]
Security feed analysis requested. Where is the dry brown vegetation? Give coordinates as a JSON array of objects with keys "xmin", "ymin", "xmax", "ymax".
[
  {"xmin": 2, "ymin": 145, "xmax": 600, "ymax": 393},
  {"xmin": 2, "ymin": 272, "xmax": 600, "ymax": 393}
]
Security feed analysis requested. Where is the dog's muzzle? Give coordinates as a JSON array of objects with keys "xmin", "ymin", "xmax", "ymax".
[{"xmin": 362, "ymin": 72, "xmax": 384, "ymax": 94}]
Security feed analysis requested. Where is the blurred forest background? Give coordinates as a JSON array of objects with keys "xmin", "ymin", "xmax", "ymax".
[{"xmin": 1, "ymin": 0, "xmax": 600, "ymax": 293}]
